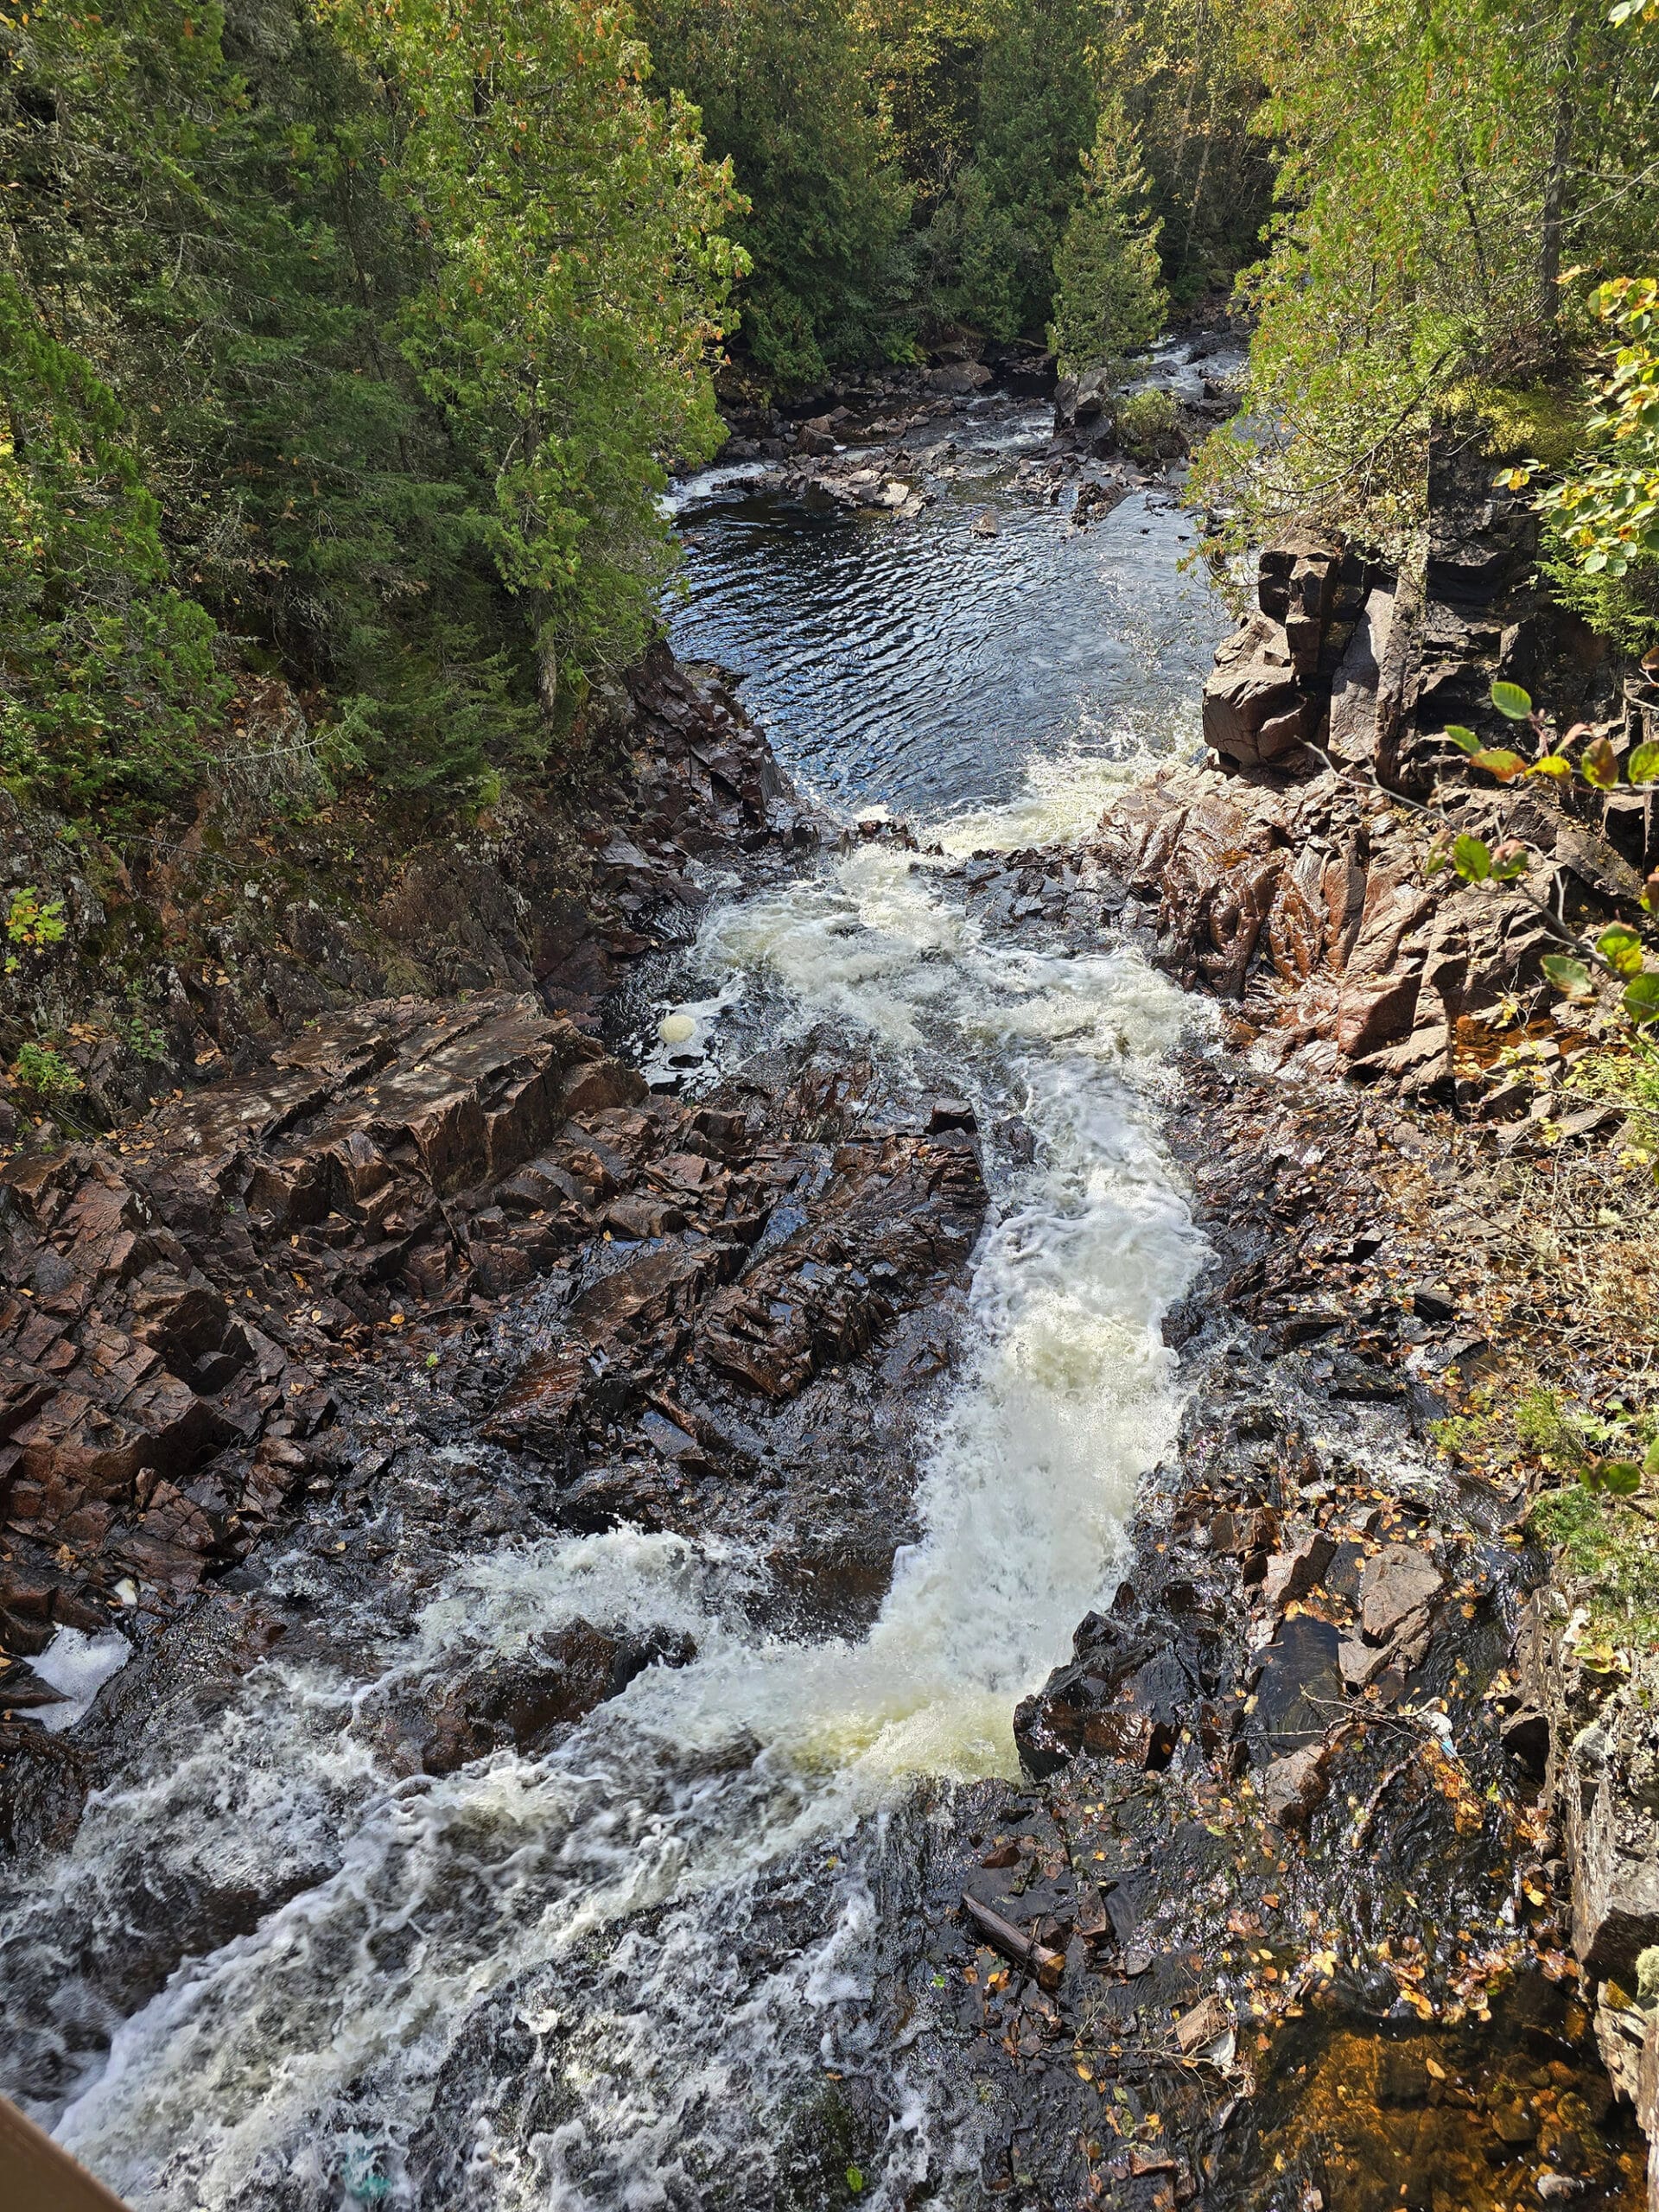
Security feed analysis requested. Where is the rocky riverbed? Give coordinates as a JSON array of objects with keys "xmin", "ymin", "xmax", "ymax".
[{"xmin": 3, "ymin": 365, "xmax": 1657, "ymax": 2212}]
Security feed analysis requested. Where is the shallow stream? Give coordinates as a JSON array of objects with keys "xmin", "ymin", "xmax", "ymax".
[{"xmin": 4, "ymin": 388, "xmax": 1238, "ymax": 2208}]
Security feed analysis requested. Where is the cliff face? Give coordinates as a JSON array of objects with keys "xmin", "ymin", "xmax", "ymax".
[{"xmin": 1083, "ymin": 432, "xmax": 1659, "ymax": 1103}]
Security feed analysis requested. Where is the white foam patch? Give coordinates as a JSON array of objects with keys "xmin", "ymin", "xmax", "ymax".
[{"xmin": 29, "ymin": 1626, "xmax": 130, "ymax": 1732}]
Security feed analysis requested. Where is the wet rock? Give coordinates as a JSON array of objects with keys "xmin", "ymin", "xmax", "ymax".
[
  {"xmin": 1261, "ymin": 1739, "xmax": 1332, "ymax": 1827},
  {"xmin": 1014, "ymin": 1605, "xmax": 1198, "ymax": 1777},
  {"xmin": 1, "ymin": 997, "xmax": 692, "ymax": 1617},
  {"xmin": 1261, "ymin": 1531, "xmax": 1336, "ymax": 1611},
  {"xmin": 1359, "ymin": 1544, "xmax": 1444, "ymax": 1644},
  {"xmin": 417, "ymin": 1618, "xmax": 696, "ymax": 1773},
  {"xmin": 1251, "ymin": 1613, "xmax": 1344, "ymax": 1752}
]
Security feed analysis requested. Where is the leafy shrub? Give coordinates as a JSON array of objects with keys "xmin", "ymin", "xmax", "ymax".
[
  {"xmin": 9, "ymin": 1043, "xmax": 83, "ymax": 1102},
  {"xmin": 1117, "ymin": 389, "xmax": 1179, "ymax": 445},
  {"xmin": 3, "ymin": 886, "xmax": 67, "ymax": 974}
]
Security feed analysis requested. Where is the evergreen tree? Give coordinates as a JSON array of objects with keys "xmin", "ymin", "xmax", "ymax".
[
  {"xmin": 931, "ymin": 0, "xmax": 1098, "ymax": 340},
  {"xmin": 1, "ymin": 0, "xmax": 741, "ymax": 823},
  {"xmin": 638, "ymin": 0, "xmax": 914, "ymax": 386},
  {"xmin": 1048, "ymin": 99, "xmax": 1168, "ymax": 377}
]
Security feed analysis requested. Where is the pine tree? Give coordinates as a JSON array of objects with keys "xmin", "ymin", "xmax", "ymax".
[{"xmin": 1047, "ymin": 99, "xmax": 1168, "ymax": 378}]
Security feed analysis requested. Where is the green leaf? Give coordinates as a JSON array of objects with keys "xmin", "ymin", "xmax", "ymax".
[
  {"xmin": 1596, "ymin": 924, "xmax": 1646, "ymax": 977},
  {"xmin": 1628, "ymin": 741, "xmax": 1659, "ymax": 785},
  {"xmin": 1490, "ymin": 681, "xmax": 1534, "ymax": 721},
  {"xmin": 1452, "ymin": 833, "xmax": 1492, "ymax": 883},
  {"xmin": 846, "ymin": 2169, "xmax": 865, "ymax": 2195},
  {"xmin": 1644, "ymin": 1439, "xmax": 1659, "ymax": 1479},
  {"xmin": 1541, "ymin": 954, "xmax": 1594, "ymax": 1001},
  {"xmin": 1444, "ymin": 724, "xmax": 1482, "ymax": 754},
  {"xmin": 1623, "ymin": 972, "xmax": 1659, "ymax": 1022},
  {"xmin": 1599, "ymin": 1460, "xmax": 1643, "ymax": 1497},
  {"xmin": 1468, "ymin": 747, "xmax": 1529, "ymax": 783}
]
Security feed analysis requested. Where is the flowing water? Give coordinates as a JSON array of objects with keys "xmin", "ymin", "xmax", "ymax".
[{"xmin": 3, "ymin": 394, "xmax": 1234, "ymax": 2209}]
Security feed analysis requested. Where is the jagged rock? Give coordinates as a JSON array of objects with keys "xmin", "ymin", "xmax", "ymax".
[
  {"xmin": 0, "ymin": 995, "xmax": 659, "ymax": 1617},
  {"xmin": 417, "ymin": 1619, "xmax": 696, "ymax": 1773},
  {"xmin": 1573, "ymin": 1764, "xmax": 1659, "ymax": 1984},
  {"xmin": 1261, "ymin": 1532, "xmax": 1335, "ymax": 1611},
  {"xmin": 1014, "ymin": 1603, "xmax": 1198, "ymax": 1777},
  {"xmin": 1201, "ymin": 612, "xmax": 1316, "ymax": 769}
]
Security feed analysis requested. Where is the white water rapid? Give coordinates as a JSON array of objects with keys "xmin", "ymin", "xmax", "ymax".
[{"xmin": 3, "ymin": 769, "xmax": 1211, "ymax": 2212}]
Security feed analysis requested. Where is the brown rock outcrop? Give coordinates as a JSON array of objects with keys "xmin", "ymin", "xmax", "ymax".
[{"xmin": 0, "ymin": 994, "xmax": 623, "ymax": 1608}]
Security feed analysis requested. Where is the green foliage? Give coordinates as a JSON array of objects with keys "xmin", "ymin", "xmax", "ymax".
[
  {"xmin": 1187, "ymin": 0, "xmax": 1659, "ymax": 559},
  {"xmin": 1530, "ymin": 277, "xmax": 1659, "ymax": 579},
  {"xmin": 1566, "ymin": 1044, "xmax": 1659, "ymax": 1155},
  {"xmin": 1117, "ymin": 388, "xmax": 1179, "ymax": 446},
  {"xmin": 1091, "ymin": 0, "xmax": 1272, "ymax": 305},
  {"xmin": 1436, "ymin": 682, "xmax": 1659, "ymax": 1040},
  {"xmin": 1537, "ymin": 514, "xmax": 1659, "ymax": 658},
  {"xmin": 646, "ymin": 0, "xmax": 1266, "ymax": 377},
  {"xmin": 1, "ymin": 274, "xmax": 226, "ymax": 817},
  {"xmin": 1531, "ymin": 1477, "xmax": 1659, "ymax": 1645},
  {"xmin": 929, "ymin": 0, "xmax": 1100, "ymax": 340},
  {"xmin": 639, "ymin": 0, "xmax": 912, "ymax": 385},
  {"xmin": 1048, "ymin": 99, "xmax": 1168, "ymax": 377},
  {"xmin": 2, "ymin": 0, "xmax": 741, "ymax": 823},
  {"xmin": 3, "ymin": 885, "xmax": 67, "ymax": 975},
  {"xmin": 118, "ymin": 1008, "xmax": 169, "ymax": 1064},
  {"xmin": 9, "ymin": 1041, "xmax": 82, "ymax": 1101}
]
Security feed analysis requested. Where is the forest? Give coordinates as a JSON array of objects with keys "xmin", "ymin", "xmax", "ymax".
[{"xmin": 2, "ymin": 0, "xmax": 1656, "ymax": 836}]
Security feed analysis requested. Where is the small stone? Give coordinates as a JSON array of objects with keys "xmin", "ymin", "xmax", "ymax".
[
  {"xmin": 1490, "ymin": 2102, "xmax": 1538, "ymax": 2145},
  {"xmin": 1122, "ymin": 1945, "xmax": 1154, "ymax": 1977},
  {"xmin": 929, "ymin": 1098, "xmax": 977, "ymax": 1134},
  {"xmin": 1338, "ymin": 1637, "xmax": 1389, "ymax": 1691}
]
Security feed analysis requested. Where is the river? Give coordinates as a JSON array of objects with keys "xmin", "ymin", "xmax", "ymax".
[{"xmin": 3, "ymin": 381, "xmax": 1235, "ymax": 2209}]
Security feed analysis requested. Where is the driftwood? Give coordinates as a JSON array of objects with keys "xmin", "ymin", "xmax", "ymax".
[{"xmin": 960, "ymin": 1890, "xmax": 1066, "ymax": 1990}]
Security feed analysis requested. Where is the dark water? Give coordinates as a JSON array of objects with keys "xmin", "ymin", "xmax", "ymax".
[{"xmin": 665, "ymin": 400, "xmax": 1230, "ymax": 826}]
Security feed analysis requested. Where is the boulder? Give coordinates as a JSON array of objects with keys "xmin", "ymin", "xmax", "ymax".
[{"xmin": 926, "ymin": 361, "xmax": 993, "ymax": 396}]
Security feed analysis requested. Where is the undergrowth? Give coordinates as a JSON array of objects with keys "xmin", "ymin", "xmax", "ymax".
[{"xmin": 1433, "ymin": 1382, "xmax": 1659, "ymax": 1649}]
